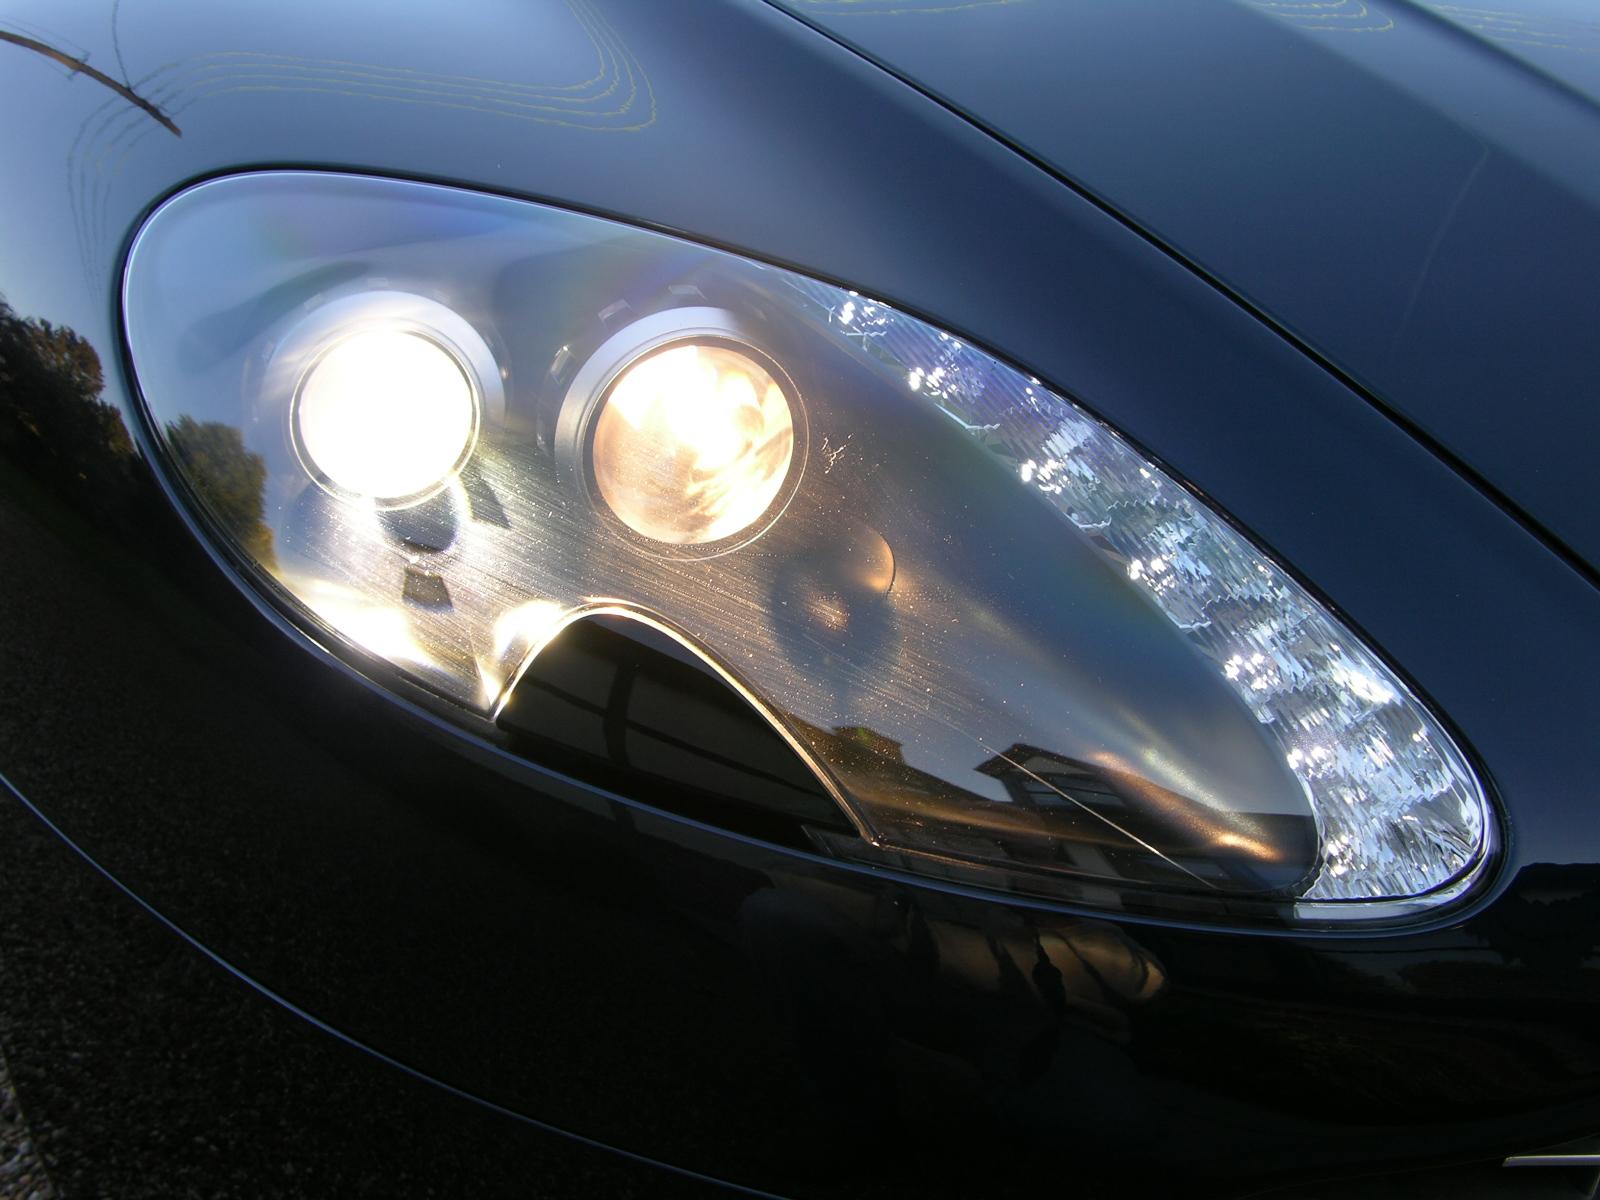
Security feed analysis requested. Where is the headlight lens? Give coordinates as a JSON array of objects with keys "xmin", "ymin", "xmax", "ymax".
[
  {"xmin": 124, "ymin": 172, "xmax": 1492, "ymax": 923},
  {"xmin": 294, "ymin": 327, "xmax": 478, "ymax": 506},
  {"xmin": 591, "ymin": 342, "xmax": 796, "ymax": 545}
]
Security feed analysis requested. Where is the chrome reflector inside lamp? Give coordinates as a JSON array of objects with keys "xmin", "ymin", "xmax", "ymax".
[
  {"xmin": 294, "ymin": 328, "xmax": 478, "ymax": 506},
  {"xmin": 591, "ymin": 342, "xmax": 796, "ymax": 546},
  {"xmin": 123, "ymin": 172, "xmax": 1493, "ymax": 924}
]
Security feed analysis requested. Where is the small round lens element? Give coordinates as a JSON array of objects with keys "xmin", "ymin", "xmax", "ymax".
[
  {"xmin": 590, "ymin": 342, "xmax": 796, "ymax": 545},
  {"xmin": 295, "ymin": 328, "xmax": 477, "ymax": 505}
]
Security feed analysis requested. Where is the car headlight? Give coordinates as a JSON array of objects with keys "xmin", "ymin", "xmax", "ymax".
[{"xmin": 122, "ymin": 171, "xmax": 1493, "ymax": 924}]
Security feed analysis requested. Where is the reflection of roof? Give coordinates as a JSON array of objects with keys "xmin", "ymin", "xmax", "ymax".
[
  {"xmin": 976, "ymin": 743, "xmax": 1125, "ymax": 811},
  {"xmin": 785, "ymin": 715, "xmax": 956, "ymax": 805}
]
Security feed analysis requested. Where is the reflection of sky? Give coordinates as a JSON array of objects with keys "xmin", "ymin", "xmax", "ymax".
[{"xmin": 1250, "ymin": 0, "xmax": 1600, "ymax": 109}]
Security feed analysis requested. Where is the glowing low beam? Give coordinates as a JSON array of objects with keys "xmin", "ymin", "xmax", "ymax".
[
  {"xmin": 589, "ymin": 342, "xmax": 794, "ymax": 545},
  {"xmin": 295, "ymin": 328, "xmax": 477, "ymax": 504}
]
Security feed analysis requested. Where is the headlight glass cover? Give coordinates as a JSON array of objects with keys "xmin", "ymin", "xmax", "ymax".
[{"xmin": 123, "ymin": 172, "xmax": 1492, "ymax": 923}]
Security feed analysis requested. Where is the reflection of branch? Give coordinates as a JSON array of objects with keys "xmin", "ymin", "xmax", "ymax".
[{"xmin": 0, "ymin": 30, "xmax": 180, "ymax": 135}]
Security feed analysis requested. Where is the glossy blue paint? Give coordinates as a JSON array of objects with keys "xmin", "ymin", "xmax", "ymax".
[{"xmin": 771, "ymin": 0, "xmax": 1600, "ymax": 577}]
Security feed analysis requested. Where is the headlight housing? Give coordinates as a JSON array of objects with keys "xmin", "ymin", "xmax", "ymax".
[{"xmin": 123, "ymin": 172, "xmax": 1493, "ymax": 924}]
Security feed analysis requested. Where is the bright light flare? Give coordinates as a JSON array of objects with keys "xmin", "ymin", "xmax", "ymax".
[
  {"xmin": 295, "ymin": 328, "xmax": 477, "ymax": 504},
  {"xmin": 590, "ymin": 342, "xmax": 795, "ymax": 545},
  {"xmin": 493, "ymin": 599, "xmax": 569, "ymax": 657},
  {"xmin": 298, "ymin": 579, "xmax": 435, "ymax": 668}
]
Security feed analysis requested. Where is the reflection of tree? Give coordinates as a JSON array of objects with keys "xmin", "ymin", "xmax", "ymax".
[
  {"xmin": 0, "ymin": 296, "xmax": 135, "ymax": 505},
  {"xmin": 0, "ymin": 296, "xmax": 276, "ymax": 571},
  {"xmin": 165, "ymin": 416, "xmax": 275, "ymax": 567}
]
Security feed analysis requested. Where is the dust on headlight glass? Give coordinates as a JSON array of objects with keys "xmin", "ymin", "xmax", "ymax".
[{"xmin": 123, "ymin": 172, "xmax": 1491, "ymax": 922}]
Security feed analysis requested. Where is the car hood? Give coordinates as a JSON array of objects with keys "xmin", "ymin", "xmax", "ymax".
[{"xmin": 774, "ymin": 0, "xmax": 1600, "ymax": 577}]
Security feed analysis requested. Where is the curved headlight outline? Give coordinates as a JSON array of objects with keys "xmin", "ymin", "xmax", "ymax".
[{"xmin": 121, "ymin": 171, "xmax": 1498, "ymax": 928}]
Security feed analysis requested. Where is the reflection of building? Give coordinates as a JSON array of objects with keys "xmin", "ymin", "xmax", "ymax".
[
  {"xmin": 977, "ymin": 744, "xmax": 1127, "ymax": 814},
  {"xmin": 974, "ymin": 744, "xmax": 1145, "ymax": 885},
  {"xmin": 497, "ymin": 614, "xmax": 854, "ymax": 847},
  {"xmin": 809, "ymin": 732, "xmax": 1308, "ymax": 896},
  {"xmin": 492, "ymin": 605, "xmax": 1246, "ymax": 894},
  {"xmin": 787, "ymin": 727, "xmax": 1217, "ymax": 892},
  {"xmin": 974, "ymin": 742, "xmax": 1311, "ymax": 895},
  {"xmin": 496, "ymin": 618, "xmax": 1299, "ymax": 898}
]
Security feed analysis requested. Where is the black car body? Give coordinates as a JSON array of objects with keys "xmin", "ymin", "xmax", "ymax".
[{"xmin": 2, "ymin": 1, "xmax": 1599, "ymax": 1196}]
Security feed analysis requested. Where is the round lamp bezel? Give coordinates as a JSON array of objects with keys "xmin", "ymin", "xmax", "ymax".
[
  {"xmin": 272, "ymin": 291, "xmax": 503, "ymax": 510},
  {"xmin": 556, "ymin": 308, "xmax": 809, "ymax": 560}
]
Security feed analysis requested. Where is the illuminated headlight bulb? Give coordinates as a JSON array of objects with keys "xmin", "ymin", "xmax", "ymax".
[
  {"xmin": 590, "ymin": 342, "xmax": 796, "ymax": 545},
  {"xmin": 294, "ymin": 327, "xmax": 479, "ymax": 506}
]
